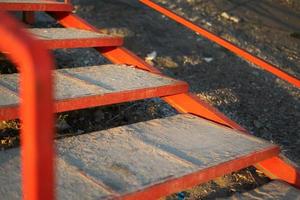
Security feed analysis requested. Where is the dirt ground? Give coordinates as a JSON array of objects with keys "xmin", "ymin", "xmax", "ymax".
[{"xmin": 0, "ymin": 0, "xmax": 300, "ymax": 199}]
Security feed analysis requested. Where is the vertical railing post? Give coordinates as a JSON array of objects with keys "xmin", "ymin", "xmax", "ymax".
[{"xmin": 0, "ymin": 12, "xmax": 54, "ymax": 200}]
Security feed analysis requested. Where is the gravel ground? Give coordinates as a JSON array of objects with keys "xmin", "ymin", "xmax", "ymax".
[
  {"xmin": 0, "ymin": 0, "xmax": 299, "ymax": 199},
  {"xmin": 67, "ymin": 0, "xmax": 300, "ymax": 164}
]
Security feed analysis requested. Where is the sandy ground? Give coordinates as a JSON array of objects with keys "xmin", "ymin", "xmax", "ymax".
[{"xmin": 0, "ymin": 0, "xmax": 299, "ymax": 199}]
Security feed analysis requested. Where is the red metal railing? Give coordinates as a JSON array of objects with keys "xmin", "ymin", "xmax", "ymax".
[
  {"xmin": 0, "ymin": 12, "xmax": 54, "ymax": 200},
  {"xmin": 140, "ymin": 0, "xmax": 300, "ymax": 89}
]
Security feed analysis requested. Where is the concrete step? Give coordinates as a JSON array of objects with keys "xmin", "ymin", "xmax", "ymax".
[
  {"xmin": 0, "ymin": 114, "xmax": 279, "ymax": 199},
  {"xmin": 28, "ymin": 28, "xmax": 123, "ymax": 49},
  {"xmin": 0, "ymin": 0, "xmax": 73, "ymax": 11},
  {"xmin": 0, "ymin": 64, "xmax": 188, "ymax": 120}
]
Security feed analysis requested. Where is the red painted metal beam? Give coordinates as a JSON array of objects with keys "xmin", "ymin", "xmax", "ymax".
[
  {"xmin": 256, "ymin": 157, "xmax": 300, "ymax": 188},
  {"xmin": 122, "ymin": 146, "xmax": 279, "ymax": 200},
  {"xmin": 0, "ymin": 12, "xmax": 54, "ymax": 200},
  {"xmin": 162, "ymin": 93, "xmax": 247, "ymax": 132},
  {"xmin": 0, "ymin": 1, "xmax": 73, "ymax": 11},
  {"xmin": 48, "ymin": 11, "xmax": 300, "ymax": 193},
  {"xmin": 139, "ymin": 0, "xmax": 300, "ymax": 89},
  {"xmin": 0, "ymin": 81, "xmax": 188, "ymax": 121},
  {"xmin": 41, "ymin": 37, "xmax": 124, "ymax": 49},
  {"xmin": 47, "ymin": 12, "xmax": 162, "ymax": 73}
]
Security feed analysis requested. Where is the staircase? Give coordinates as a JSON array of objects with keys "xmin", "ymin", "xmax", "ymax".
[{"xmin": 0, "ymin": 0, "xmax": 299, "ymax": 199}]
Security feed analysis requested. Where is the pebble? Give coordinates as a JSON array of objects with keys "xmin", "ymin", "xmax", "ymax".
[
  {"xmin": 253, "ymin": 120, "xmax": 263, "ymax": 128},
  {"xmin": 56, "ymin": 120, "xmax": 71, "ymax": 131},
  {"xmin": 145, "ymin": 51, "xmax": 157, "ymax": 61},
  {"xmin": 76, "ymin": 129, "xmax": 84, "ymax": 134},
  {"xmin": 221, "ymin": 12, "xmax": 230, "ymax": 20},
  {"xmin": 203, "ymin": 57, "xmax": 214, "ymax": 63},
  {"xmin": 94, "ymin": 110, "xmax": 105, "ymax": 122},
  {"xmin": 221, "ymin": 12, "xmax": 240, "ymax": 23}
]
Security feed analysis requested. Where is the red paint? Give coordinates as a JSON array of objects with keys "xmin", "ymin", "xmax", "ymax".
[
  {"xmin": 163, "ymin": 93, "xmax": 247, "ymax": 132},
  {"xmin": 41, "ymin": 37, "xmax": 124, "ymax": 49},
  {"xmin": 256, "ymin": 157, "xmax": 300, "ymax": 189},
  {"xmin": 139, "ymin": 0, "xmax": 300, "ymax": 89},
  {"xmin": 0, "ymin": 1, "xmax": 73, "ymax": 11},
  {"xmin": 0, "ymin": 12, "xmax": 54, "ymax": 200}
]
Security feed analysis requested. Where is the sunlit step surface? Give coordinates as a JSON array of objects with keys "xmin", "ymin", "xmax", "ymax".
[
  {"xmin": 0, "ymin": 114, "xmax": 279, "ymax": 199},
  {"xmin": 0, "ymin": 64, "xmax": 188, "ymax": 120},
  {"xmin": 28, "ymin": 28, "xmax": 123, "ymax": 49}
]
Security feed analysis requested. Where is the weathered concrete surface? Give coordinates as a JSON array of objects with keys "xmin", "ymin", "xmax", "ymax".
[
  {"xmin": 0, "ymin": 114, "xmax": 278, "ymax": 199},
  {"xmin": 0, "ymin": 64, "xmax": 179, "ymax": 103},
  {"xmin": 29, "ymin": 28, "xmax": 116, "ymax": 40}
]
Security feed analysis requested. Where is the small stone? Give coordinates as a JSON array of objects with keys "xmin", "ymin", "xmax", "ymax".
[
  {"xmin": 252, "ymin": 71, "xmax": 260, "ymax": 76},
  {"xmin": 230, "ymin": 16, "xmax": 240, "ymax": 23},
  {"xmin": 203, "ymin": 57, "xmax": 213, "ymax": 63},
  {"xmin": 221, "ymin": 12, "xmax": 240, "ymax": 23},
  {"xmin": 56, "ymin": 120, "xmax": 71, "ymax": 131},
  {"xmin": 221, "ymin": 12, "xmax": 230, "ymax": 20},
  {"xmin": 156, "ymin": 56, "xmax": 178, "ymax": 68},
  {"xmin": 94, "ymin": 110, "xmax": 105, "ymax": 122},
  {"xmin": 145, "ymin": 51, "xmax": 157, "ymax": 61},
  {"xmin": 206, "ymin": 22, "xmax": 212, "ymax": 26},
  {"xmin": 0, "ymin": 121, "xmax": 6, "ymax": 130},
  {"xmin": 76, "ymin": 129, "xmax": 84, "ymax": 134},
  {"xmin": 254, "ymin": 120, "xmax": 263, "ymax": 128}
]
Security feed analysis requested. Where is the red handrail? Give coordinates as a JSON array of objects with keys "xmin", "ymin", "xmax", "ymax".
[
  {"xmin": 140, "ymin": 0, "xmax": 300, "ymax": 89},
  {"xmin": 0, "ymin": 12, "xmax": 54, "ymax": 200}
]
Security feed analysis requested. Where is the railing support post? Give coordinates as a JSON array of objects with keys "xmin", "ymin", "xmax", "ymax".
[{"xmin": 0, "ymin": 12, "xmax": 54, "ymax": 200}]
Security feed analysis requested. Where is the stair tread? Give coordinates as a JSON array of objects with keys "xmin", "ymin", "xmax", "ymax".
[
  {"xmin": 0, "ymin": 0, "xmax": 73, "ymax": 11},
  {"xmin": 0, "ymin": 0, "xmax": 62, "ymax": 2},
  {"xmin": 28, "ymin": 28, "xmax": 123, "ymax": 48},
  {"xmin": 226, "ymin": 181, "xmax": 300, "ymax": 200},
  {"xmin": 0, "ymin": 64, "xmax": 188, "ymax": 120},
  {"xmin": 0, "ymin": 114, "xmax": 279, "ymax": 199}
]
